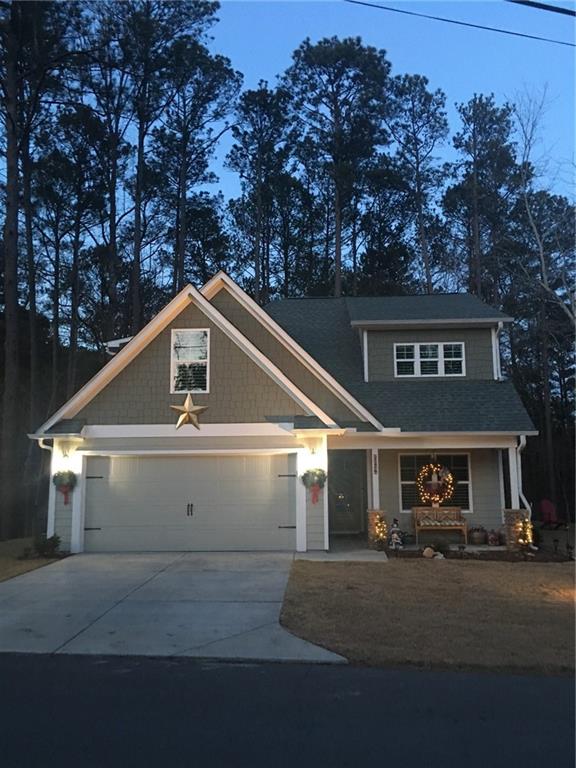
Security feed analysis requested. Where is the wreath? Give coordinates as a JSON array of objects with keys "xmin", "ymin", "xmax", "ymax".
[
  {"xmin": 416, "ymin": 463, "xmax": 455, "ymax": 505},
  {"xmin": 301, "ymin": 469, "xmax": 327, "ymax": 504},
  {"xmin": 52, "ymin": 471, "xmax": 77, "ymax": 505}
]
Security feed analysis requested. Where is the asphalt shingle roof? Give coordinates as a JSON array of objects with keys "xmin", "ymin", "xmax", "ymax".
[
  {"xmin": 265, "ymin": 296, "xmax": 534, "ymax": 434},
  {"xmin": 345, "ymin": 294, "xmax": 511, "ymax": 323}
]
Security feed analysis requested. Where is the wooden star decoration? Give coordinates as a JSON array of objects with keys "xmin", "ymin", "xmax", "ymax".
[{"xmin": 170, "ymin": 393, "xmax": 208, "ymax": 430}]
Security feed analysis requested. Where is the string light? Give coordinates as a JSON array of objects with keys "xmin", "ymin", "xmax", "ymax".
[
  {"xmin": 416, "ymin": 463, "xmax": 455, "ymax": 505},
  {"xmin": 372, "ymin": 513, "xmax": 388, "ymax": 548},
  {"xmin": 515, "ymin": 517, "xmax": 534, "ymax": 547}
]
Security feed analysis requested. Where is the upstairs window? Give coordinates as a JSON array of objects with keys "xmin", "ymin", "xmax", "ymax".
[
  {"xmin": 171, "ymin": 329, "xmax": 209, "ymax": 393},
  {"xmin": 394, "ymin": 342, "xmax": 465, "ymax": 377}
]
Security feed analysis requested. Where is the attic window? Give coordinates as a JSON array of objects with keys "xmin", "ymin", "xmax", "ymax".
[
  {"xmin": 394, "ymin": 342, "xmax": 465, "ymax": 377},
  {"xmin": 171, "ymin": 329, "xmax": 209, "ymax": 393}
]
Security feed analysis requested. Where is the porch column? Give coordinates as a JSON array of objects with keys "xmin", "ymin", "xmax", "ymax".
[
  {"xmin": 508, "ymin": 446, "xmax": 520, "ymax": 509},
  {"xmin": 70, "ymin": 455, "xmax": 87, "ymax": 554},
  {"xmin": 370, "ymin": 448, "xmax": 381, "ymax": 510}
]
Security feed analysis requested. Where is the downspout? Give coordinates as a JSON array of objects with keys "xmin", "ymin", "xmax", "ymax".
[
  {"xmin": 517, "ymin": 435, "xmax": 531, "ymax": 518},
  {"xmin": 495, "ymin": 321, "xmax": 503, "ymax": 380}
]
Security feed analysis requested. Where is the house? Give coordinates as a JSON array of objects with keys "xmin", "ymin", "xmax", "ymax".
[{"xmin": 30, "ymin": 272, "xmax": 536, "ymax": 553}]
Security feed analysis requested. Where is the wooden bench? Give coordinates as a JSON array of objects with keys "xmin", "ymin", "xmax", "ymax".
[{"xmin": 412, "ymin": 507, "xmax": 468, "ymax": 545}]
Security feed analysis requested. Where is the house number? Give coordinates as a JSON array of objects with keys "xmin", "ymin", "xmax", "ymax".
[
  {"xmin": 373, "ymin": 454, "xmax": 378, "ymax": 475},
  {"xmin": 186, "ymin": 503, "xmax": 194, "ymax": 517}
]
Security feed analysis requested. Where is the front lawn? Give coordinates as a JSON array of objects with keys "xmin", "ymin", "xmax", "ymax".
[
  {"xmin": 281, "ymin": 560, "xmax": 575, "ymax": 674},
  {"xmin": 0, "ymin": 538, "xmax": 57, "ymax": 583}
]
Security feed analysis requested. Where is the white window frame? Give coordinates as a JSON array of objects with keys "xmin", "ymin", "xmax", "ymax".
[
  {"xmin": 393, "ymin": 342, "xmax": 466, "ymax": 378},
  {"xmin": 397, "ymin": 452, "xmax": 473, "ymax": 514},
  {"xmin": 170, "ymin": 328, "xmax": 210, "ymax": 394}
]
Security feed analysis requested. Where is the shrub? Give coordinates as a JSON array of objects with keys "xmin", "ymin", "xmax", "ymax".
[{"xmin": 33, "ymin": 534, "xmax": 61, "ymax": 558}]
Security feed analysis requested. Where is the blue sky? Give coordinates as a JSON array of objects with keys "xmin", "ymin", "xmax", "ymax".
[{"xmin": 205, "ymin": 0, "xmax": 575, "ymax": 199}]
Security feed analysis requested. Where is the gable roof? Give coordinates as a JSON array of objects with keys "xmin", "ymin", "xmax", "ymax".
[
  {"xmin": 33, "ymin": 284, "xmax": 339, "ymax": 436},
  {"xmin": 346, "ymin": 294, "xmax": 512, "ymax": 325},
  {"xmin": 266, "ymin": 297, "xmax": 535, "ymax": 435},
  {"xmin": 201, "ymin": 272, "xmax": 385, "ymax": 431}
]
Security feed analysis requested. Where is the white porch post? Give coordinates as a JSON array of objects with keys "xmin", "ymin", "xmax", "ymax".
[
  {"xmin": 508, "ymin": 446, "xmax": 520, "ymax": 509},
  {"xmin": 46, "ymin": 450, "xmax": 57, "ymax": 537},
  {"xmin": 296, "ymin": 449, "xmax": 307, "ymax": 553},
  {"xmin": 321, "ymin": 435, "xmax": 329, "ymax": 551},
  {"xmin": 366, "ymin": 449, "xmax": 373, "ymax": 508},
  {"xmin": 370, "ymin": 448, "xmax": 381, "ymax": 510},
  {"xmin": 70, "ymin": 455, "xmax": 87, "ymax": 554}
]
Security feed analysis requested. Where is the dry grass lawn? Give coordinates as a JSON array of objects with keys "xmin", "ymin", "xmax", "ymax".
[
  {"xmin": 281, "ymin": 560, "xmax": 575, "ymax": 674},
  {"xmin": 0, "ymin": 538, "xmax": 57, "ymax": 583}
]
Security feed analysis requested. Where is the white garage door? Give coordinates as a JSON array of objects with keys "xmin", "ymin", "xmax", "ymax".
[{"xmin": 84, "ymin": 454, "xmax": 297, "ymax": 552}]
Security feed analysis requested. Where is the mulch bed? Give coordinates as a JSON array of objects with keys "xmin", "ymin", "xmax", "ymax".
[{"xmin": 387, "ymin": 548, "xmax": 572, "ymax": 562}]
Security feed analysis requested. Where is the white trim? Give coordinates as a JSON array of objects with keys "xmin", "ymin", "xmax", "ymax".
[
  {"xmin": 82, "ymin": 423, "xmax": 297, "ymax": 439},
  {"xmin": 331, "ymin": 434, "xmax": 519, "ymax": 450},
  {"xmin": 47, "ymin": 453, "xmax": 57, "ymax": 537},
  {"xmin": 296, "ymin": 450, "xmax": 307, "ymax": 552},
  {"xmin": 35, "ymin": 284, "xmax": 199, "ymax": 434},
  {"xmin": 491, "ymin": 327, "xmax": 498, "ymax": 381},
  {"xmin": 370, "ymin": 448, "xmax": 380, "ymax": 510},
  {"xmin": 70, "ymin": 455, "xmax": 86, "ymax": 554},
  {"xmin": 34, "ymin": 282, "xmax": 338, "ymax": 435},
  {"xmin": 498, "ymin": 449, "xmax": 506, "ymax": 521},
  {"xmin": 351, "ymin": 317, "xmax": 512, "ymax": 327},
  {"xmin": 188, "ymin": 287, "xmax": 337, "ymax": 427},
  {"xmin": 508, "ymin": 446, "xmax": 520, "ymax": 509},
  {"xmin": 170, "ymin": 328, "xmax": 210, "ymax": 394},
  {"xmin": 366, "ymin": 449, "xmax": 372, "ymax": 508},
  {"xmin": 363, "ymin": 330, "xmax": 369, "ymax": 382},
  {"xmin": 201, "ymin": 273, "xmax": 385, "ymax": 431},
  {"xmin": 398, "ymin": 452, "xmax": 473, "ymax": 514},
  {"xmin": 78, "ymin": 448, "xmax": 298, "ymax": 457},
  {"xmin": 321, "ymin": 435, "xmax": 329, "ymax": 551},
  {"xmin": 394, "ymin": 341, "xmax": 466, "ymax": 378}
]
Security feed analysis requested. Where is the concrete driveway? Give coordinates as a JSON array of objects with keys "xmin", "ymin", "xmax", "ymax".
[{"xmin": 0, "ymin": 553, "xmax": 344, "ymax": 663}]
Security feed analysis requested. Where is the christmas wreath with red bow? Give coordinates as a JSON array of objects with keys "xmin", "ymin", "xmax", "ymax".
[
  {"xmin": 301, "ymin": 468, "xmax": 327, "ymax": 505},
  {"xmin": 52, "ymin": 470, "xmax": 77, "ymax": 505},
  {"xmin": 416, "ymin": 463, "xmax": 455, "ymax": 505}
]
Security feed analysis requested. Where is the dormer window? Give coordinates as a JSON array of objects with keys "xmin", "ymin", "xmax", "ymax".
[
  {"xmin": 394, "ymin": 342, "xmax": 465, "ymax": 377},
  {"xmin": 171, "ymin": 329, "xmax": 210, "ymax": 393}
]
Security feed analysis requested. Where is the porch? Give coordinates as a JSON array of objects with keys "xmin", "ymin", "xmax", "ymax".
[{"xmin": 325, "ymin": 441, "xmax": 528, "ymax": 551}]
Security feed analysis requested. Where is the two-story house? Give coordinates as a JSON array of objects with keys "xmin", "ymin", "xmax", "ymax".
[{"xmin": 30, "ymin": 272, "xmax": 535, "ymax": 553}]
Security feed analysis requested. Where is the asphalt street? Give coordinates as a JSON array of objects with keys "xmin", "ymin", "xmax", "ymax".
[{"xmin": 0, "ymin": 654, "xmax": 573, "ymax": 768}]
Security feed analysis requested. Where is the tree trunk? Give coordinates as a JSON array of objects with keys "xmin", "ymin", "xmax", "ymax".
[
  {"xmin": 21, "ymin": 140, "xmax": 39, "ymax": 430},
  {"xmin": 540, "ymin": 304, "xmax": 556, "ymax": 503},
  {"xmin": 174, "ymin": 142, "xmax": 188, "ymax": 293},
  {"xmin": 67, "ymin": 189, "xmax": 83, "ymax": 398},
  {"xmin": 415, "ymin": 171, "xmax": 432, "ymax": 294},
  {"xmin": 470, "ymin": 126, "xmax": 482, "ymax": 297},
  {"xmin": 131, "ymin": 112, "xmax": 146, "ymax": 333},
  {"xmin": 51, "ymin": 227, "xmax": 61, "ymax": 410},
  {"xmin": 1, "ymin": 5, "xmax": 20, "ymax": 538},
  {"xmin": 106, "ymin": 133, "xmax": 119, "ymax": 341},
  {"xmin": 334, "ymin": 182, "xmax": 342, "ymax": 297},
  {"xmin": 254, "ymin": 182, "xmax": 262, "ymax": 303}
]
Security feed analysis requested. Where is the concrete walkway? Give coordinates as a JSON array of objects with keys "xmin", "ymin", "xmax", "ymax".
[{"xmin": 0, "ymin": 553, "xmax": 345, "ymax": 663}]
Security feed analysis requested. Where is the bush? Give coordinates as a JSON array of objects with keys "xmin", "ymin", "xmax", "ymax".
[{"xmin": 33, "ymin": 534, "xmax": 61, "ymax": 558}]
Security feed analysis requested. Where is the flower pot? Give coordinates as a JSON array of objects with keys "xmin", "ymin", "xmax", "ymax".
[{"xmin": 470, "ymin": 530, "xmax": 487, "ymax": 546}]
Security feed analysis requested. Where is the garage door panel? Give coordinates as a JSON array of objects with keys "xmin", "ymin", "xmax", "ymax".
[{"xmin": 84, "ymin": 454, "xmax": 296, "ymax": 552}]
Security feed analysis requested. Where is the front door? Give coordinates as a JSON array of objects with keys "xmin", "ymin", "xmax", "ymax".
[{"xmin": 328, "ymin": 451, "xmax": 367, "ymax": 535}]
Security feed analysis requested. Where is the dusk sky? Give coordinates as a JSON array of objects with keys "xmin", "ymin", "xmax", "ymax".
[{"xmin": 205, "ymin": 0, "xmax": 575, "ymax": 199}]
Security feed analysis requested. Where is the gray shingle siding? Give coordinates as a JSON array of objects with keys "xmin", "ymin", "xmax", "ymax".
[
  {"xmin": 266, "ymin": 297, "xmax": 534, "ymax": 434},
  {"xmin": 367, "ymin": 328, "xmax": 494, "ymax": 381}
]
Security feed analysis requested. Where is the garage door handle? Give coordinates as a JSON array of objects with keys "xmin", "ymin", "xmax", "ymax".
[
  {"xmin": 186, "ymin": 503, "xmax": 194, "ymax": 517},
  {"xmin": 278, "ymin": 525, "xmax": 296, "ymax": 529}
]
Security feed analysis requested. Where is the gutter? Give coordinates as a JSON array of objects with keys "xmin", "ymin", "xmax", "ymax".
[{"xmin": 517, "ymin": 435, "xmax": 532, "ymax": 517}]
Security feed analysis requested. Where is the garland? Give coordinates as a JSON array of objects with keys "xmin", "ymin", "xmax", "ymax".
[
  {"xmin": 416, "ymin": 463, "xmax": 455, "ymax": 505},
  {"xmin": 52, "ymin": 471, "xmax": 77, "ymax": 505},
  {"xmin": 301, "ymin": 469, "xmax": 327, "ymax": 504}
]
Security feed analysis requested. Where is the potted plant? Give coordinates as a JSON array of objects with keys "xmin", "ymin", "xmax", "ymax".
[{"xmin": 469, "ymin": 526, "xmax": 487, "ymax": 545}]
